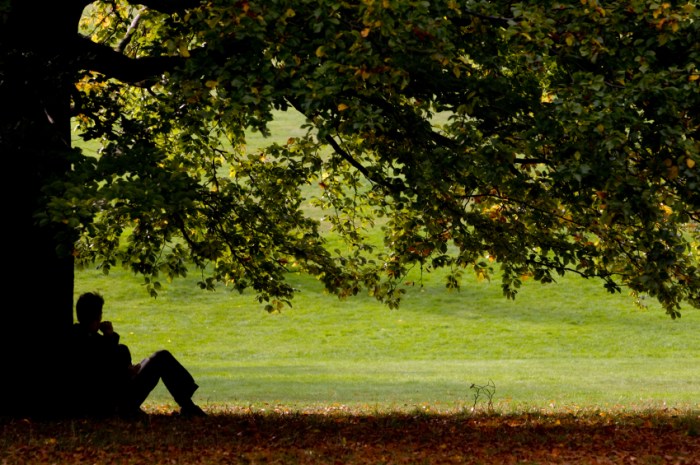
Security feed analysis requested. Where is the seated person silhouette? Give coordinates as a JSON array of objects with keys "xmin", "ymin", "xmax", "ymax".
[{"xmin": 68, "ymin": 292, "xmax": 206, "ymax": 418}]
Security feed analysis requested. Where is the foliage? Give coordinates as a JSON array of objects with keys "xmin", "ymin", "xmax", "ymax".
[
  {"xmin": 12, "ymin": 0, "xmax": 700, "ymax": 316},
  {"xmin": 1, "ymin": 405, "xmax": 698, "ymax": 464}
]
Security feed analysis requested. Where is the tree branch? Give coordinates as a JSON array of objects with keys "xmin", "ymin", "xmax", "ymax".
[
  {"xmin": 324, "ymin": 134, "xmax": 396, "ymax": 193},
  {"xmin": 75, "ymin": 35, "xmax": 185, "ymax": 84},
  {"xmin": 459, "ymin": 10, "xmax": 514, "ymax": 26},
  {"xmin": 116, "ymin": 7, "xmax": 146, "ymax": 54},
  {"xmin": 125, "ymin": 0, "xmax": 203, "ymax": 14}
]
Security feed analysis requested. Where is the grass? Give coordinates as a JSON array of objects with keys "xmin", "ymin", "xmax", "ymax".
[
  {"xmin": 72, "ymin": 109, "xmax": 699, "ymax": 414},
  {"xmin": 75, "ymin": 264, "xmax": 700, "ymax": 413}
]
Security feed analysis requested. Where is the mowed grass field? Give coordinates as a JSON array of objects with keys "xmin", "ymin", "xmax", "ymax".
[
  {"xmin": 75, "ymin": 263, "xmax": 699, "ymax": 413},
  {"xmin": 73, "ymin": 111, "xmax": 699, "ymax": 413}
]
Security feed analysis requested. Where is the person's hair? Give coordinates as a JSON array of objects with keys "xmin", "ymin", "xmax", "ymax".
[{"xmin": 76, "ymin": 292, "xmax": 104, "ymax": 324}]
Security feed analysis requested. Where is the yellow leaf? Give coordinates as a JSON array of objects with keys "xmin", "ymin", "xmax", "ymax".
[
  {"xmin": 361, "ymin": 28, "xmax": 370, "ymax": 38},
  {"xmin": 540, "ymin": 92, "xmax": 554, "ymax": 103},
  {"xmin": 337, "ymin": 103, "xmax": 349, "ymax": 111},
  {"xmin": 204, "ymin": 80, "xmax": 218, "ymax": 88},
  {"xmin": 315, "ymin": 46, "xmax": 325, "ymax": 57},
  {"xmin": 689, "ymin": 74, "xmax": 699, "ymax": 82},
  {"xmin": 565, "ymin": 34, "xmax": 575, "ymax": 46},
  {"xmin": 687, "ymin": 158, "xmax": 696, "ymax": 168},
  {"xmin": 179, "ymin": 42, "xmax": 190, "ymax": 57},
  {"xmin": 668, "ymin": 165, "xmax": 679, "ymax": 179}
]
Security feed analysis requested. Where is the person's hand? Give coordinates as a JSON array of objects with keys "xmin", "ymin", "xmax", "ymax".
[
  {"xmin": 99, "ymin": 321, "xmax": 114, "ymax": 335},
  {"xmin": 128, "ymin": 363, "xmax": 141, "ymax": 379}
]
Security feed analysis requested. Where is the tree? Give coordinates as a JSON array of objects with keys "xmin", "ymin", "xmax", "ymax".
[{"xmin": 1, "ymin": 0, "xmax": 698, "ymax": 417}]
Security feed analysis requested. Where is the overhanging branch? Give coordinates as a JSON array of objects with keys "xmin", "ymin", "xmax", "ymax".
[
  {"xmin": 127, "ymin": 0, "xmax": 203, "ymax": 14},
  {"xmin": 324, "ymin": 134, "xmax": 396, "ymax": 193},
  {"xmin": 75, "ymin": 35, "xmax": 186, "ymax": 84}
]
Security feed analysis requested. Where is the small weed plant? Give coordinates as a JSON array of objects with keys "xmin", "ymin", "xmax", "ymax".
[{"xmin": 469, "ymin": 380, "xmax": 496, "ymax": 413}]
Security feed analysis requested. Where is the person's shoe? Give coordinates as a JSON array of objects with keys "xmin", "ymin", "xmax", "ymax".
[{"xmin": 178, "ymin": 404, "xmax": 207, "ymax": 418}]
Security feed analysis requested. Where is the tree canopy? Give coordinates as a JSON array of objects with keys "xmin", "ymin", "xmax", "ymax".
[{"xmin": 3, "ymin": 0, "xmax": 700, "ymax": 319}]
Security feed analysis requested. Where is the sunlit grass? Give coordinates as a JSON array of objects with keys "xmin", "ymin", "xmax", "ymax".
[
  {"xmin": 72, "ymin": 109, "xmax": 699, "ymax": 413},
  {"xmin": 75, "ymin": 263, "xmax": 699, "ymax": 412}
]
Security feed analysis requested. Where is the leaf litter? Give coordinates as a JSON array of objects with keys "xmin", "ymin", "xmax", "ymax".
[{"xmin": 1, "ymin": 405, "xmax": 698, "ymax": 464}]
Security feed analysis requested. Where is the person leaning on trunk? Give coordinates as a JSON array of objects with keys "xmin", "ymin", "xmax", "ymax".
[{"xmin": 67, "ymin": 291, "xmax": 206, "ymax": 418}]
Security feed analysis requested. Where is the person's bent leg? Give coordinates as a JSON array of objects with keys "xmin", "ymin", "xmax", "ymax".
[
  {"xmin": 127, "ymin": 350, "xmax": 205, "ymax": 416},
  {"xmin": 120, "ymin": 352, "xmax": 162, "ymax": 414}
]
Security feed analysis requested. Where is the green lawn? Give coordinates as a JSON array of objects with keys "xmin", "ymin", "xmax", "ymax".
[
  {"xmin": 75, "ymin": 263, "xmax": 699, "ymax": 413},
  {"xmin": 72, "ymin": 110, "xmax": 699, "ymax": 413}
]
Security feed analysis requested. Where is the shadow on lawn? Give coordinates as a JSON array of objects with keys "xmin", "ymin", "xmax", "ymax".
[{"xmin": 2, "ymin": 407, "xmax": 698, "ymax": 464}]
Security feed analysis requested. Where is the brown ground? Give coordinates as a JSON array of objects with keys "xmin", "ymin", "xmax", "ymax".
[{"xmin": 2, "ymin": 407, "xmax": 698, "ymax": 464}]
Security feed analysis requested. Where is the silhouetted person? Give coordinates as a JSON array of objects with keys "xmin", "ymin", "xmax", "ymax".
[{"xmin": 68, "ymin": 291, "xmax": 206, "ymax": 418}]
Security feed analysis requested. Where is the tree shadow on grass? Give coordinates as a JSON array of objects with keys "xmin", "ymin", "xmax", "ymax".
[{"xmin": 2, "ymin": 407, "xmax": 698, "ymax": 464}]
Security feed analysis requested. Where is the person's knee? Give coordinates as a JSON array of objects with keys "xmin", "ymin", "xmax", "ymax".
[{"xmin": 152, "ymin": 349, "xmax": 174, "ymax": 362}]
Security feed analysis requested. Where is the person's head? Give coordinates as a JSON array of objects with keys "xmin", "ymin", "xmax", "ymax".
[{"xmin": 76, "ymin": 292, "xmax": 104, "ymax": 332}]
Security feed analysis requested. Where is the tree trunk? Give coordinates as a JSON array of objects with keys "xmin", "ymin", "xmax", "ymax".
[
  {"xmin": 0, "ymin": 90, "xmax": 76, "ymax": 418},
  {"xmin": 1, "ymin": 2, "xmax": 188, "ymax": 416},
  {"xmin": 0, "ymin": 3, "xmax": 79, "ymax": 417}
]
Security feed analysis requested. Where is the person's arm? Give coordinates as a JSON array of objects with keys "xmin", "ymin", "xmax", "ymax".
[{"xmin": 99, "ymin": 321, "xmax": 120, "ymax": 344}]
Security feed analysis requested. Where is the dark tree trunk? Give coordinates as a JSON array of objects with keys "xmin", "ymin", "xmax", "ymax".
[
  {"xmin": 0, "ymin": 0, "xmax": 194, "ymax": 417},
  {"xmin": 0, "ymin": 2, "xmax": 81, "ymax": 417}
]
